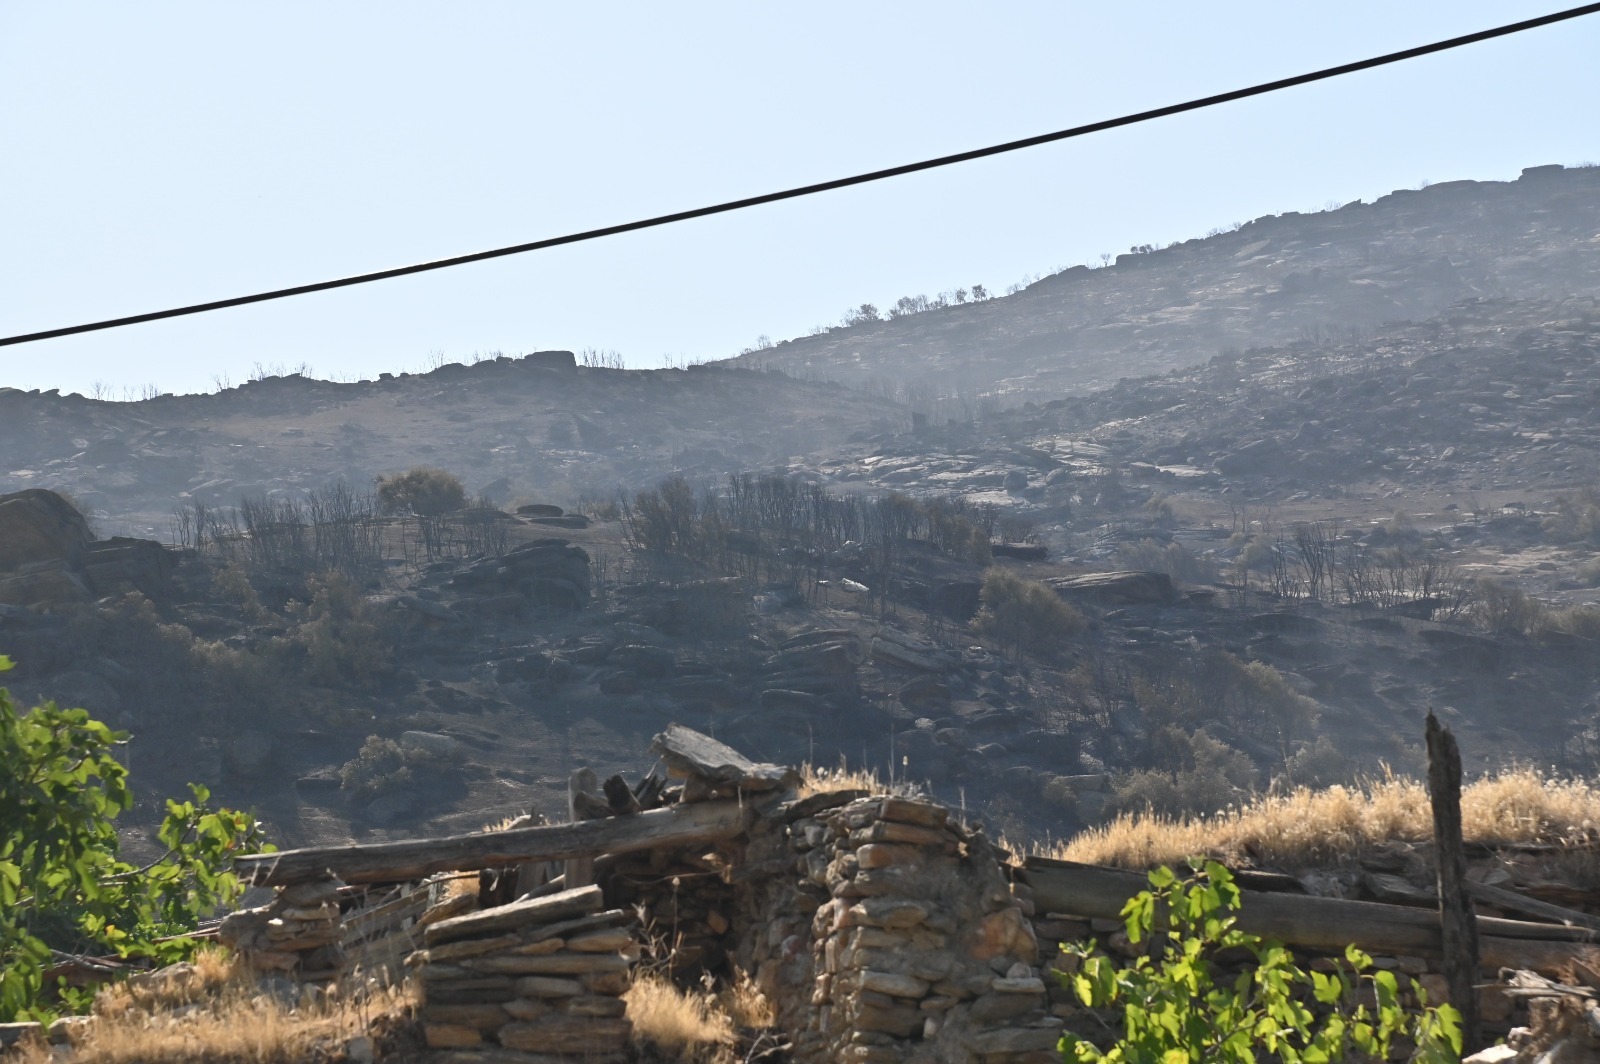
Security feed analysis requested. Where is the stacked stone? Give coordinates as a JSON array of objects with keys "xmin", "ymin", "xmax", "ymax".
[
  {"xmin": 217, "ymin": 877, "xmax": 345, "ymax": 980},
  {"xmin": 602, "ymin": 848, "xmax": 737, "ymax": 979},
  {"xmin": 784, "ymin": 794, "xmax": 1062, "ymax": 1064},
  {"xmin": 411, "ymin": 884, "xmax": 637, "ymax": 1062}
]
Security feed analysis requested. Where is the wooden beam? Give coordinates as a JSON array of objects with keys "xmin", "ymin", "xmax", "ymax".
[
  {"xmin": 1466, "ymin": 880, "xmax": 1600, "ymax": 932},
  {"xmin": 1428, "ymin": 710, "xmax": 1480, "ymax": 1048},
  {"xmin": 1022, "ymin": 857, "xmax": 1600, "ymax": 976},
  {"xmin": 567, "ymin": 769, "xmax": 599, "ymax": 890},
  {"xmin": 236, "ymin": 798, "xmax": 751, "ymax": 886}
]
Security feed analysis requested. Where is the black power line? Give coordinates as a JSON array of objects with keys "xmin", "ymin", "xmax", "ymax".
[{"xmin": 5, "ymin": 2, "xmax": 1599, "ymax": 350}]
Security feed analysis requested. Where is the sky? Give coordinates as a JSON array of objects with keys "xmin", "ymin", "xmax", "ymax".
[{"xmin": 2, "ymin": 2, "xmax": 1598, "ymax": 397}]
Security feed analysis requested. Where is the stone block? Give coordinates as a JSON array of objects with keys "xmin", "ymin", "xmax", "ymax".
[
  {"xmin": 501, "ymin": 997, "xmax": 553, "ymax": 1021},
  {"xmin": 854, "ymin": 999, "xmax": 923, "ymax": 1037},
  {"xmin": 859, "ymin": 969, "xmax": 929, "ymax": 999},
  {"xmin": 561, "ymin": 994, "xmax": 627, "ymax": 1018},
  {"xmin": 498, "ymin": 1017, "xmax": 631, "ymax": 1054},
  {"xmin": 423, "ymin": 1023, "xmax": 483, "ymax": 1049},
  {"xmin": 420, "ymin": 1004, "xmax": 508, "ymax": 1030},
  {"xmin": 856, "ymin": 843, "xmax": 924, "ymax": 869},
  {"xmin": 846, "ymin": 898, "xmax": 930, "ymax": 930},
  {"xmin": 512, "ymin": 975, "xmax": 584, "ymax": 998},
  {"xmin": 464, "ymin": 951, "xmax": 629, "ymax": 975}
]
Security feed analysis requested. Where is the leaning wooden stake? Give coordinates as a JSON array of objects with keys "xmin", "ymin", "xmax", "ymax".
[
  {"xmin": 566, "ymin": 768, "xmax": 599, "ymax": 889},
  {"xmin": 1426, "ymin": 709, "xmax": 1480, "ymax": 1050}
]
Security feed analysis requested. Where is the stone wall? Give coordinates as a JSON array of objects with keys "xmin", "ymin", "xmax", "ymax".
[
  {"xmin": 409, "ymin": 884, "xmax": 636, "ymax": 1061},
  {"xmin": 734, "ymin": 793, "xmax": 1060, "ymax": 1064}
]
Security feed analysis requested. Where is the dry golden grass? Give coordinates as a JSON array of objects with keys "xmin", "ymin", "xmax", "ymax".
[
  {"xmin": 715, "ymin": 969, "xmax": 775, "ymax": 1030},
  {"xmin": 797, "ymin": 758, "xmax": 884, "ymax": 799},
  {"xmin": 623, "ymin": 972, "xmax": 735, "ymax": 1063},
  {"xmin": 621, "ymin": 967, "xmax": 776, "ymax": 1064},
  {"xmin": 1055, "ymin": 768, "xmax": 1600, "ymax": 871},
  {"xmin": 13, "ymin": 951, "xmax": 415, "ymax": 1064}
]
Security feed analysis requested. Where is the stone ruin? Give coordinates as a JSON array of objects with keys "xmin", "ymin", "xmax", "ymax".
[{"xmin": 215, "ymin": 725, "xmax": 1600, "ymax": 1062}]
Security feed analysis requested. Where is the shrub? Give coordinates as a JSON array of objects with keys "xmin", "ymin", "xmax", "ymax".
[
  {"xmin": 339, "ymin": 734, "xmax": 447, "ymax": 802},
  {"xmin": 1113, "ymin": 538, "xmax": 1219, "ymax": 584},
  {"xmin": 1542, "ymin": 488, "xmax": 1600, "ymax": 545},
  {"xmin": 972, "ymin": 568, "xmax": 1086, "ymax": 661},
  {"xmin": 375, "ymin": 466, "xmax": 466, "ymax": 516},
  {"xmin": 286, "ymin": 572, "xmax": 391, "ymax": 685},
  {"xmin": 1056, "ymin": 861, "xmax": 1461, "ymax": 1063},
  {"xmin": 0, "ymin": 655, "xmax": 268, "ymax": 1022},
  {"xmin": 1471, "ymin": 578, "xmax": 1545, "ymax": 637},
  {"xmin": 1105, "ymin": 730, "xmax": 1257, "ymax": 820}
]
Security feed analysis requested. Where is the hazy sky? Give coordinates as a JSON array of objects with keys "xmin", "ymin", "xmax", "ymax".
[{"xmin": 3, "ymin": 2, "xmax": 1598, "ymax": 397}]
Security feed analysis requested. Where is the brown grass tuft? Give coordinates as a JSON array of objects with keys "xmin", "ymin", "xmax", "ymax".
[
  {"xmin": 797, "ymin": 758, "xmax": 884, "ymax": 799},
  {"xmin": 13, "ymin": 952, "xmax": 416, "ymax": 1064},
  {"xmin": 1055, "ymin": 768, "xmax": 1600, "ymax": 871},
  {"xmin": 623, "ymin": 972, "xmax": 734, "ymax": 1063}
]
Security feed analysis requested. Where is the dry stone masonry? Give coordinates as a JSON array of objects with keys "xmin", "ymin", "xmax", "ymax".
[
  {"xmin": 217, "ymin": 876, "xmax": 345, "ymax": 980},
  {"xmin": 736, "ymin": 793, "xmax": 1060, "ymax": 1064},
  {"xmin": 219, "ymin": 725, "xmax": 1600, "ymax": 1061},
  {"xmin": 410, "ymin": 884, "xmax": 637, "ymax": 1061}
]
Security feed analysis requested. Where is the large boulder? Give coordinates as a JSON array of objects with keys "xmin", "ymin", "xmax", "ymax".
[
  {"xmin": 81, "ymin": 537, "xmax": 177, "ymax": 600},
  {"xmin": 0, "ymin": 560, "xmax": 91, "ymax": 608},
  {"xmin": 1047, "ymin": 571, "xmax": 1178, "ymax": 605},
  {"xmin": 0, "ymin": 489, "xmax": 93, "ymax": 572}
]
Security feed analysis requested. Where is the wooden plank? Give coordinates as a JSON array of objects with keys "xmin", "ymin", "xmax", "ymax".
[
  {"xmin": 1467, "ymin": 880, "xmax": 1600, "ymax": 932},
  {"xmin": 236, "ymin": 798, "xmax": 751, "ymax": 886},
  {"xmin": 567, "ymin": 769, "xmax": 599, "ymax": 890},
  {"xmin": 1427, "ymin": 710, "xmax": 1480, "ymax": 1049},
  {"xmin": 425, "ymin": 886, "xmax": 602, "ymax": 946},
  {"xmin": 1021, "ymin": 857, "xmax": 1600, "ymax": 976},
  {"xmin": 650, "ymin": 724, "xmax": 795, "ymax": 791}
]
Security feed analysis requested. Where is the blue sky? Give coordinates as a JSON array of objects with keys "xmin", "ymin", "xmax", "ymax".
[{"xmin": 2, "ymin": 2, "xmax": 1597, "ymax": 396}]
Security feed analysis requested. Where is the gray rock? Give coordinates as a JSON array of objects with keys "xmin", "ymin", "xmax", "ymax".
[{"xmin": 400, "ymin": 730, "xmax": 464, "ymax": 758}]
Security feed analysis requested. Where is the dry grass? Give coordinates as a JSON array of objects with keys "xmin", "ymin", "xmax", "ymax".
[
  {"xmin": 1055, "ymin": 768, "xmax": 1600, "ymax": 871},
  {"xmin": 621, "ymin": 969, "xmax": 775, "ymax": 1064},
  {"xmin": 797, "ymin": 758, "xmax": 884, "ymax": 799},
  {"xmin": 623, "ymin": 972, "xmax": 734, "ymax": 1063},
  {"xmin": 13, "ymin": 950, "xmax": 416, "ymax": 1064}
]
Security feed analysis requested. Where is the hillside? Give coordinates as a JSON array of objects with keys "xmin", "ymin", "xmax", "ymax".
[
  {"xmin": 729, "ymin": 164, "xmax": 1600, "ymax": 403},
  {"xmin": 0, "ymin": 162, "xmax": 1598, "ymax": 865}
]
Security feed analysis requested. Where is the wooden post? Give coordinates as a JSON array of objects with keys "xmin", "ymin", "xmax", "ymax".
[
  {"xmin": 566, "ymin": 768, "xmax": 597, "ymax": 889},
  {"xmin": 1426, "ymin": 709, "xmax": 1480, "ymax": 1050}
]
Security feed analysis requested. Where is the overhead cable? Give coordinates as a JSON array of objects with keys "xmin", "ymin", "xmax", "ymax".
[{"xmin": 4, "ymin": 2, "xmax": 1598, "ymax": 349}]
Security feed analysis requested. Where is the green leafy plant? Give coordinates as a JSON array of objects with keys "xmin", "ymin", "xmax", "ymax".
[
  {"xmin": 0, "ymin": 655, "xmax": 270, "ymax": 1023},
  {"xmin": 1057, "ymin": 860, "xmax": 1462, "ymax": 1063}
]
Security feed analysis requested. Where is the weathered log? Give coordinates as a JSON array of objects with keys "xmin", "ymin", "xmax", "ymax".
[
  {"xmin": 1021, "ymin": 857, "xmax": 1600, "ymax": 975},
  {"xmin": 425, "ymin": 886, "xmax": 602, "ymax": 947},
  {"xmin": 235, "ymin": 798, "xmax": 751, "ymax": 886},
  {"xmin": 603, "ymin": 774, "xmax": 642, "ymax": 816},
  {"xmin": 650, "ymin": 724, "xmax": 795, "ymax": 792},
  {"xmin": 567, "ymin": 769, "xmax": 600, "ymax": 889},
  {"xmin": 1428, "ymin": 710, "xmax": 1480, "ymax": 1048},
  {"xmin": 1467, "ymin": 880, "xmax": 1600, "ymax": 932}
]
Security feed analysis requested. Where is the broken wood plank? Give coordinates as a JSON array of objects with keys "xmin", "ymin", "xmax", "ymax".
[
  {"xmin": 1022, "ymin": 857, "xmax": 1600, "ymax": 976},
  {"xmin": 235, "ymin": 798, "xmax": 751, "ymax": 886},
  {"xmin": 602, "ymin": 774, "xmax": 641, "ymax": 816},
  {"xmin": 1466, "ymin": 880, "xmax": 1600, "ymax": 932},
  {"xmin": 649, "ymin": 724, "xmax": 796, "ymax": 792},
  {"xmin": 425, "ymin": 886, "xmax": 602, "ymax": 946}
]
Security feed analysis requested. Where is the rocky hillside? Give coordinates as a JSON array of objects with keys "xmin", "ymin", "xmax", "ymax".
[
  {"xmin": 729, "ymin": 164, "xmax": 1600, "ymax": 401},
  {"xmin": 2, "ymin": 162, "xmax": 1599, "ymax": 858}
]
